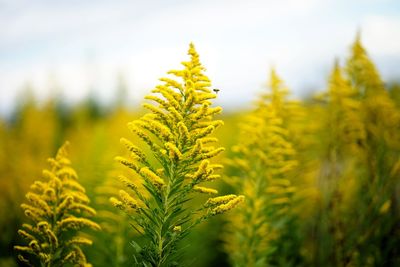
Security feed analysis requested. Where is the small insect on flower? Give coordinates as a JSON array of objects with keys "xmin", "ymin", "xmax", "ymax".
[{"xmin": 213, "ymin": 88, "xmax": 220, "ymax": 94}]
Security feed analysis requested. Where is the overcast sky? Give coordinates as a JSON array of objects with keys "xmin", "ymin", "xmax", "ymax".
[{"xmin": 1, "ymin": 0, "xmax": 400, "ymax": 115}]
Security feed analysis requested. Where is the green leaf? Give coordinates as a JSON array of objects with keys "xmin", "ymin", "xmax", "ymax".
[{"xmin": 130, "ymin": 240, "xmax": 143, "ymax": 254}]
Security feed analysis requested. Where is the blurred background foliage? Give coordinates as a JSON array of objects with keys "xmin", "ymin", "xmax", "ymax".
[{"xmin": 1, "ymin": 37, "xmax": 400, "ymax": 267}]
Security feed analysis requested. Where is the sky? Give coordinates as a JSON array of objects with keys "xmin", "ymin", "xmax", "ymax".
[{"xmin": 1, "ymin": 0, "xmax": 400, "ymax": 115}]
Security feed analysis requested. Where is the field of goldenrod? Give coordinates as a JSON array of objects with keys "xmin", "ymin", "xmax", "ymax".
[{"xmin": 0, "ymin": 37, "xmax": 400, "ymax": 267}]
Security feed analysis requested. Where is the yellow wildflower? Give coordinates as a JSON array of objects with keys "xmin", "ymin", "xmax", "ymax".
[
  {"xmin": 14, "ymin": 142, "xmax": 99, "ymax": 267},
  {"xmin": 211, "ymin": 195, "xmax": 245, "ymax": 215},
  {"xmin": 193, "ymin": 186, "xmax": 218, "ymax": 194},
  {"xmin": 112, "ymin": 43, "xmax": 241, "ymax": 266},
  {"xmin": 139, "ymin": 167, "xmax": 165, "ymax": 187}
]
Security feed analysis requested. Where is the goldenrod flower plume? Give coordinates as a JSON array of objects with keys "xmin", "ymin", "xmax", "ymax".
[
  {"xmin": 346, "ymin": 33, "xmax": 385, "ymax": 96},
  {"xmin": 224, "ymin": 69, "xmax": 299, "ymax": 267},
  {"xmin": 14, "ymin": 142, "xmax": 100, "ymax": 267},
  {"xmin": 112, "ymin": 43, "xmax": 242, "ymax": 266}
]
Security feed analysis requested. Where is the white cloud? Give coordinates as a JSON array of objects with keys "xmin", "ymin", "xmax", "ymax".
[
  {"xmin": 0, "ymin": 0, "xmax": 400, "ymax": 116},
  {"xmin": 363, "ymin": 15, "xmax": 400, "ymax": 56}
]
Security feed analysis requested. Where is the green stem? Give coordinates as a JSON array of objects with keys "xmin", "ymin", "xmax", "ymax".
[{"xmin": 155, "ymin": 163, "xmax": 176, "ymax": 266}]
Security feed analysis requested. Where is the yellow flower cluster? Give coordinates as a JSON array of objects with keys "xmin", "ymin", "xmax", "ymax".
[
  {"xmin": 346, "ymin": 34, "xmax": 385, "ymax": 97},
  {"xmin": 333, "ymin": 34, "xmax": 400, "ymax": 266},
  {"xmin": 14, "ymin": 142, "xmax": 100, "ymax": 267},
  {"xmin": 347, "ymin": 35, "xmax": 400, "ymax": 149},
  {"xmin": 205, "ymin": 195, "xmax": 245, "ymax": 215},
  {"xmin": 114, "ymin": 43, "xmax": 241, "ymax": 211},
  {"xmin": 224, "ymin": 69, "xmax": 298, "ymax": 267},
  {"xmin": 111, "ymin": 43, "xmax": 243, "ymax": 266},
  {"xmin": 323, "ymin": 61, "xmax": 366, "ymax": 154}
]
